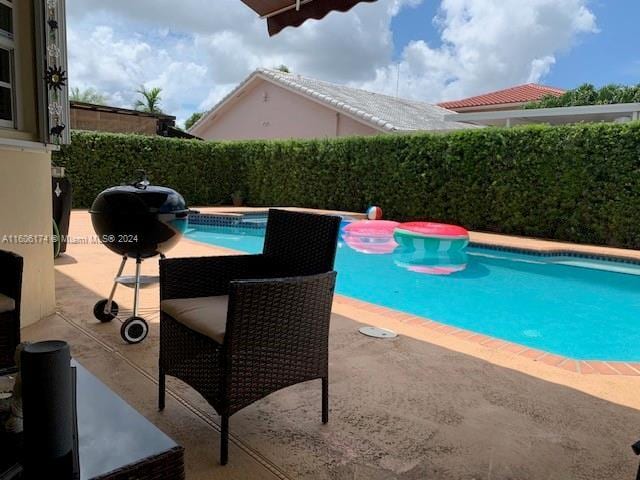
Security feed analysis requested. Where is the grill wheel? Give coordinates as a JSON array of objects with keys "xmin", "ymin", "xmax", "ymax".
[
  {"xmin": 93, "ymin": 299, "xmax": 119, "ymax": 323},
  {"xmin": 120, "ymin": 316, "xmax": 149, "ymax": 344}
]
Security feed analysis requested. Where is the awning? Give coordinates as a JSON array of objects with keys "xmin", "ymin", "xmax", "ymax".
[{"xmin": 241, "ymin": 0, "xmax": 377, "ymax": 36}]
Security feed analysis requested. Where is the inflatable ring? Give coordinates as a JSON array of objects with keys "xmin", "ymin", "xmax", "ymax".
[
  {"xmin": 342, "ymin": 220, "xmax": 399, "ymax": 254},
  {"xmin": 394, "ymin": 222, "xmax": 469, "ymax": 253}
]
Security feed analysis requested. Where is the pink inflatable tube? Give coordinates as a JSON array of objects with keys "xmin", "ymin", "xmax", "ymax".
[{"xmin": 341, "ymin": 220, "xmax": 399, "ymax": 254}]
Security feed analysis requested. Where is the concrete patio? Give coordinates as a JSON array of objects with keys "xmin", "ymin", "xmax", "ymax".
[{"xmin": 22, "ymin": 210, "xmax": 640, "ymax": 479}]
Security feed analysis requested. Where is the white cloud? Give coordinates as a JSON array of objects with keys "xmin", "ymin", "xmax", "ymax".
[
  {"xmin": 67, "ymin": 0, "xmax": 412, "ymax": 124},
  {"xmin": 358, "ymin": 0, "xmax": 597, "ymax": 102},
  {"xmin": 67, "ymin": 25, "xmax": 209, "ymax": 122},
  {"xmin": 65, "ymin": 0, "xmax": 597, "ymax": 125}
]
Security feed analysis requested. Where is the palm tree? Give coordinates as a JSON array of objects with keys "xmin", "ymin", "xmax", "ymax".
[
  {"xmin": 70, "ymin": 87, "xmax": 107, "ymax": 105},
  {"xmin": 134, "ymin": 86, "xmax": 163, "ymax": 114}
]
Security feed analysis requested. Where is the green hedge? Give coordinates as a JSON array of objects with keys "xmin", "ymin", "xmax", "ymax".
[{"xmin": 54, "ymin": 123, "xmax": 640, "ymax": 248}]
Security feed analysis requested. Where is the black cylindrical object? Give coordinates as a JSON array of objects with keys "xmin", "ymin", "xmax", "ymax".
[
  {"xmin": 21, "ymin": 340, "xmax": 74, "ymax": 478},
  {"xmin": 52, "ymin": 175, "xmax": 73, "ymax": 254},
  {"xmin": 89, "ymin": 172, "xmax": 189, "ymax": 259}
]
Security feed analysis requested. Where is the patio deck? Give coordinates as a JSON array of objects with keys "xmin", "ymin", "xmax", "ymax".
[{"xmin": 22, "ymin": 209, "xmax": 640, "ymax": 479}]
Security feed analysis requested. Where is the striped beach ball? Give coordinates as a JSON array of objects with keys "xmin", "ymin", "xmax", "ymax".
[{"xmin": 366, "ymin": 206, "xmax": 383, "ymax": 220}]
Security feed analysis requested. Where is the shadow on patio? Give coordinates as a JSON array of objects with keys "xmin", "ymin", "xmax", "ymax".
[{"xmin": 21, "ymin": 252, "xmax": 640, "ymax": 479}]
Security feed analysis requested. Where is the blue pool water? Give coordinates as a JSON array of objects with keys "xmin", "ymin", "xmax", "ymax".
[{"xmin": 186, "ymin": 223, "xmax": 640, "ymax": 361}]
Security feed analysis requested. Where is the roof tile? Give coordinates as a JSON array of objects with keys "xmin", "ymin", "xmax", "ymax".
[{"xmin": 438, "ymin": 84, "xmax": 565, "ymax": 110}]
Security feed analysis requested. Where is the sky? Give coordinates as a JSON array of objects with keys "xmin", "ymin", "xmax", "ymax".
[{"xmin": 65, "ymin": 0, "xmax": 640, "ymax": 126}]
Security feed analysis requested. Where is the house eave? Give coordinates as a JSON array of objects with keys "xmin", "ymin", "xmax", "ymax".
[{"xmin": 446, "ymin": 102, "xmax": 640, "ymax": 126}]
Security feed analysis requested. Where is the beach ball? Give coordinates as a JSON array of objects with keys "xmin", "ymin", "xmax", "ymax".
[{"xmin": 366, "ymin": 206, "xmax": 383, "ymax": 220}]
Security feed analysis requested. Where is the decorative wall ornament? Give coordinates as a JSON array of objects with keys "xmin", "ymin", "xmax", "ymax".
[
  {"xmin": 45, "ymin": 66, "xmax": 67, "ymax": 91},
  {"xmin": 48, "ymin": 103, "xmax": 62, "ymax": 116},
  {"xmin": 35, "ymin": 0, "xmax": 70, "ymax": 145}
]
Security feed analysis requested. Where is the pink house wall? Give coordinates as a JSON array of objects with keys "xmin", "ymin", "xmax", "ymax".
[{"xmin": 195, "ymin": 79, "xmax": 379, "ymax": 140}]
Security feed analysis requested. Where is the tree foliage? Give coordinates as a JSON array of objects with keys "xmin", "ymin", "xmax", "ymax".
[
  {"xmin": 185, "ymin": 111, "xmax": 205, "ymax": 130},
  {"xmin": 69, "ymin": 87, "xmax": 107, "ymax": 105},
  {"xmin": 526, "ymin": 83, "xmax": 640, "ymax": 109}
]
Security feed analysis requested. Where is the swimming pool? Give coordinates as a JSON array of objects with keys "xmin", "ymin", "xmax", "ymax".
[{"xmin": 186, "ymin": 221, "xmax": 640, "ymax": 361}]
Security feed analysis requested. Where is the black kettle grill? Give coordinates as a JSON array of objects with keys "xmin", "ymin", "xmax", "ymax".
[{"xmin": 90, "ymin": 171, "xmax": 188, "ymax": 343}]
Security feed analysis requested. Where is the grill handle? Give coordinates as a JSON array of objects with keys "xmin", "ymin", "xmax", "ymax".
[{"xmin": 132, "ymin": 170, "xmax": 150, "ymax": 190}]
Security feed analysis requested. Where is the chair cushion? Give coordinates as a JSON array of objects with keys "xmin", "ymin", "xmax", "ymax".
[
  {"xmin": 161, "ymin": 295, "xmax": 228, "ymax": 344},
  {"xmin": 0, "ymin": 293, "xmax": 15, "ymax": 314}
]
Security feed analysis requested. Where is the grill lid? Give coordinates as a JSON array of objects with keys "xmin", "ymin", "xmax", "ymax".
[
  {"xmin": 90, "ymin": 171, "xmax": 189, "ymax": 258},
  {"xmin": 90, "ymin": 171, "xmax": 188, "ymax": 216}
]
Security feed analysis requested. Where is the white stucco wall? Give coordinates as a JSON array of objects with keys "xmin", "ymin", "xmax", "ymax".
[
  {"xmin": 337, "ymin": 113, "xmax": 380, "ymax": 137},
  {"xmin": 195, "ymin": 80, "xmax": 379, "ymax": 140},
  {"xmin": 0, "ymin": 149, "xmax": 56, "ymax": 326},
  {"xmin": 0, "ymin": 0, "xmax": 56, "ymax": 328}
]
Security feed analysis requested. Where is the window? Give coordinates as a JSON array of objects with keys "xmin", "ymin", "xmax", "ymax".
[{"xmin": 0, "ymin": 0, "xmax": 15, "ymax": 129}]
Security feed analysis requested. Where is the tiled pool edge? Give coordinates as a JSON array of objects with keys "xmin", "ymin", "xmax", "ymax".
[
  {"xmin": 189, "ymin": 213, "xmax": 266, "ymax": 229},
  {"xmin": 333, "ymin": 294, "xmax": 640, "ymax": 377},
  {"xmin": 470, "ymin": 242, "xmax": 640, "ymax": 266}
]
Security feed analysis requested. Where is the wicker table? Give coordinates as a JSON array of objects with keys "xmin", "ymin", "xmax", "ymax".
[{"xmin": 1, "ymin": 362, "xmax": 184, "ymax": 480}]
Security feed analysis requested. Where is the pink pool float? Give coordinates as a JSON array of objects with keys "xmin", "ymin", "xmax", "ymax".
[
  {"xmin": 342, "ymin": 220, "xmax": 399, "ymax": 254},
  {"xmin": 393, "ymin": 222, "xmax": 469, "ymax": 253}
]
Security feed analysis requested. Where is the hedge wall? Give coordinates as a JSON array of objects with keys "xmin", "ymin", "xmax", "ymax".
[{"xmin": 54, "ymin": 123, "xmax": 640, "ymax": 248}]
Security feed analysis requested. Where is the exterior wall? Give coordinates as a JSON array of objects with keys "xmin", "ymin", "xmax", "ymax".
[
  {"xmin": 70, "ymin": 108, "xmax": 159, "ymax": 135},
  {"xmin": 0, "ymin": 150, "xmax": 56, "ymax": 326},
  {"xmin": 0, "ymin": 1, "xmax": 56, "ymax": 327},
  {"xmin": 337, "ymin": 113, "xmax": 379, "ymax": 136},
  {"xmin": 196, "ymin": 80, "xmax": 379, "ymax": 140}
]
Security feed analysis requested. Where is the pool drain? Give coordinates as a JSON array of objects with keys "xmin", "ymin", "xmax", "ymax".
[{"xmin": 358, "ymin": 326, "xmax": 398, "ymax": 339}]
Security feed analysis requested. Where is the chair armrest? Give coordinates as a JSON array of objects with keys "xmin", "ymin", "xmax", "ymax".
[
  {"xmin": 225, "ymin": 271, "xmax": 337, "ymax": 354},
  {"xmin": 159, "ymin": 254, "xmax": 267, "ymax": 300},
  {"xmin": 0, "ymin": 250, "xmax": 23, "ymax": 307}
]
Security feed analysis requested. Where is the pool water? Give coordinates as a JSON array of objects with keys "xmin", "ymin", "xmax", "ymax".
[{"xmin": 186, "ymin": 223, "xmax": 640, "ymax": 361}]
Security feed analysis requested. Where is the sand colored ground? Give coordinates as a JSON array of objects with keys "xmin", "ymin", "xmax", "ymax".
[{"xmin": 22, "ymin": 209, "xmax": 640, "ymax": 479}]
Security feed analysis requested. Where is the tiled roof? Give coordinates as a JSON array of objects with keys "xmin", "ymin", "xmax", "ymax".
[
  {"xmin": 191, "ymin": 68, "xmax": 475, "ymax": 134},
  {"xmin": 438, "ymin": 84, "xmax": 566, "ymax": 110}
]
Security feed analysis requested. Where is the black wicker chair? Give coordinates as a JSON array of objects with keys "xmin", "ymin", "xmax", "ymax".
[
  {"xmin": 0, "ymin": 250, "xmax": 23, "ymax": 372},
  {"xmin": 159, "ymin": 209, "xmax": 340, "ymax": 465}
]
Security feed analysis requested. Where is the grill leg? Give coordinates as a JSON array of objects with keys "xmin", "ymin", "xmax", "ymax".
[
  {"xmin": 220, "ymin": 414, "xmax": 229, "ymax": 465},
  {"xmin": 132, "ymin": 257, "xmax": 142, "ymax": 317},
  {"xmin": 322, "ymin": 376, "xmax": 329, "ymax": 424},
  {"xmin": 158, "ymin": 363, "xmax": 165, "ymax": 411},
  {"xmin": 106, "ymin": 256, "xmax": 127, "ymax": 314}
]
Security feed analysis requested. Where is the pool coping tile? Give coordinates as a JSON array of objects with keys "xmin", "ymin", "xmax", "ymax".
[
  {"xmin": 607, "ymin": 363, "xmax": 640, "ymax": 376},
  {"xmin": 335, "ymin": 293, "xmax": 639, "ymax": 377},
  {"xmin": 558, "ymin": 360, "xmax": 579, "ymax": 373}
]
